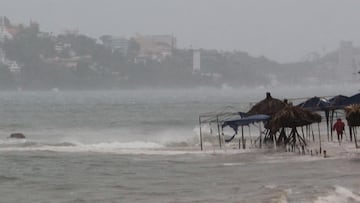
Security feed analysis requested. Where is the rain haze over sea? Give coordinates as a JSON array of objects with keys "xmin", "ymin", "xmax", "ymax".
[
  {"xmin": 1, "ymin": 0, "xmax": 360, "ymax": 202},
  {"xmin": 0, "ymin": 85, "xmax": 359, "ymax": 202}
]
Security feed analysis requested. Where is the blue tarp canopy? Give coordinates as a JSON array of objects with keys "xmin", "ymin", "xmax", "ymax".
[
  {"xmin": 343, "ymin": 93, "xmax": 360, "ymax": 106},
  {"xmin": 222, "ymin": 114, "xmax": 270, "ymax": 132},
  {"xmin": 297, "ymin": 97, "xmax": 330, "ymax": 110},
  {"xmin": 329, "ymin": 95, "xmax": 349, "ymax": 108}
]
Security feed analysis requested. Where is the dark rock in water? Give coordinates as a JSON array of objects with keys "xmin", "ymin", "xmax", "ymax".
[{"xmin": 9, "ymin": 133, "xmax": 26, "ymax": 139}]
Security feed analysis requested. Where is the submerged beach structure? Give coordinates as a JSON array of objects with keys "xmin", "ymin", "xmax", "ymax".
[
  {"xmin": 268, "ymin": 104, "xmax": 322, "ymax": 151},
  {"xmin": 198, "ymin": 92, "xmax": 360, "ymax": 151},
  {"xmin": 344, "ymin": 104, "xmax": 360, "ymax": 148}
]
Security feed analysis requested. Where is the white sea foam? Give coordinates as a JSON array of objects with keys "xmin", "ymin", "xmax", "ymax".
[
  {"xmin": 264, "ymin": 184, "xmax": 278, "ymax": 189},
  {"xmin": 221, "ymin": 162, "xmax": 245, "ymax": 166},
  {"xmin": 314, "ymin": 186, "xmax": 360, "ymax": 203},
  {"xmin": 0, "ymin": 137, "xmax": 265, "ymax": 156},
  {"xmin": 268, "ymin": 186, "xmax": 290, "ymax": 203},
  {"xmin": 0, "ymin": 138, "xmax": 27, "ymax": 145}
]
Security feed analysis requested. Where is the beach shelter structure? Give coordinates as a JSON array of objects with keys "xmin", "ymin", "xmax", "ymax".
[
  {"xmin": 297, "ymin": 97, "xmax": 334, "ymax": 140},
  {"xmin": 247, "ymin": 92, "xmax": 286, "ymax": 116},
  {"xmin": 297, "ymin": 97, "xmax": 330, "ymax": 110},
  {"xmin": 198, "ymin": 106, "xmax": 241, "ymax": 151},
  {"xmin": 268, "ymin": 105, "xmax": 322, "ymax": 151},
  {"xmin": 297, "ymin": 95, "xmax": 352, "ymax": 142},
  {"xmin": 221, "ymin": 114, "xmax": 271, "ymax": 149},
  {"xmin": 245, "ymin": 92, "xmax": 287, "ymax": 146},
  {"xmin": 329, "ymin": 95, "xmax": 349, "ymax": 107},
  {"xmin": 344, "ymin": 104, "xmax": 360, "ymax": 148},
  {"xmin": 343, "ymin": 93, "xmax": 360, "ymax": 106}
]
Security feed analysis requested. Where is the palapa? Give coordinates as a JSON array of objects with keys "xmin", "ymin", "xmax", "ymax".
[
  {"xmin": 268, "ymin": 104, "xmax": 321, "ymax": 148},
  {"xmin": 269, "ymin": 105, "xmax": 321, "ymax": 131},
  {"xmin": 344, "ymin": 104, "xmax": 360, "ymax": 126},
  {"xmin": 247, "ymin": 92, "xmax": 286, "ymax": 116},
  {"xmin": 344, "ymin": 104, "xmax": 360, "ymax": 148}
]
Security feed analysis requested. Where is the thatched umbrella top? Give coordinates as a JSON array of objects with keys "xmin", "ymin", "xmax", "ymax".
[
  {"xmin": 247, "ymin": 92, "xmax": 286, "ymax": 116},
  {"xmin": 344, "ymin": 104, "xmax": 360, "ymax": 126},
  {"xmin": 268, "ymin": 105, "xmax": 321, "ymax": 131}
]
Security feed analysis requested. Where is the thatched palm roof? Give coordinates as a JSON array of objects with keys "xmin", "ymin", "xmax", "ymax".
[
  {"xmin": 344, "ymin": 104, "xmax": 360, "ymax": 126},
  {"xmin": 247, "ymin": 92, "xmax": 286, "ymax": 116},
  {"xmin": 268, "ymin": 105, "xmax": 321, "ymax": 131}
]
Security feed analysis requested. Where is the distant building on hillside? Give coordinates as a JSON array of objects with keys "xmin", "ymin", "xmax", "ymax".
[
  {"xmin": 0, "ymin": 16, "xmax": 13, "ymax": 42},
  {"xmin": 134, "ymin": 34, "xmax": 176, "ymax": 61},
  {"xmin": 0, "ymin": 16, "xmax": 38, "ymax": 43},
  {"xmin": 100, "ymin": 35, "xmax": 129, "ymax": 55}
]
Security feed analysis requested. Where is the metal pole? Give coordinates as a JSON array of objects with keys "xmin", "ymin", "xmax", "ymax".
[{"xmin": 199, "ymin": 116, "xmax": 203, "ymax": 151}]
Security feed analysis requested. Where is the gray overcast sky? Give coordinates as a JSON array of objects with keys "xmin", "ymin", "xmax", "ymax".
[{"xmin": 1, "ymin": 0, "xmax": 360, "ymax": 63}]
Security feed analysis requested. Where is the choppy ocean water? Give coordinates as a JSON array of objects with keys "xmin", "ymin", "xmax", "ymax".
[{"xmin": 0, "ymin": 86, "xmax": 359, "ymax": 202}]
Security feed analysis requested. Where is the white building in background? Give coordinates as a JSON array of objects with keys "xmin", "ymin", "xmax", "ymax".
[
  {"xmin": 193, "ymin": 50, "xmax": 201, "ymax": 73},
  {"xmin": 109, "ymin": 37, "xmax": 129, "ymax": 55},
  {"xmin": 134, "ymin": 34, "xmax": 176, "ymax": 61},
  {"xmin": 0, "ymin": 16, "xmax": 13, "ymax": 43},
  {"xmin": 0, "ymin": 45, "xmax": 22, "ymax": 73},
  {"xmin": 101, "ymin": 36, "xmax": 129, "ymax": 55}
]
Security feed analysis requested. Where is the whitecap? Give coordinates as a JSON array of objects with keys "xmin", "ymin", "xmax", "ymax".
[{"xmin": 314, "ymin": 185, "xmax": 360, "ymax": 203}]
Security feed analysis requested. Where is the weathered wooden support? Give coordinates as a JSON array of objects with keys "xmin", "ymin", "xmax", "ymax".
[
  {"xmin": 216, "ymin": 116, "xmax": 222, "ymax": 149},
  {"xmin": 354, "ymin": 127, "xmax": 359, "ymax": 148},
  {"xmin": 259, "ymin": 123, "xmax": 262, "ymax": 149},
  {"xmin": 349, "ymin": 126, "xmax": 353, "ymax": 142},
  {"xmin": 199, "ymin": 117, "xmax": 203, "ymax": 151},
  {"xmin": 318, "ymin": 123, "xmax": 322, "ymax": 155},
  {"xmin": 241, "ymin": 126, "xmax": 245, "ymax": 149},
  {"xmin": 311, "ymin": 125, "xmax": 315, "ymax": 142},
  {"xmin": 330, "ymin": 110, "xmax": 334, "ymax": 141}
]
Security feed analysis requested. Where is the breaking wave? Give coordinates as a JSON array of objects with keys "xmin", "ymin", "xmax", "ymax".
[{"xmin": 314, "ymin": 186, "xmax": 360, "ymax": 203}]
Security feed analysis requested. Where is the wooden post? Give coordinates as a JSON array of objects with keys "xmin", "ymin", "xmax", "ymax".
[
  {"xmin": 272, "ymin": 131, "xmax": 277, "ymax": 150},
  {"xmin": 259, "ymin": 123, "xmax": 262, "ymax": 148},
  {"xmin": 306, "ymin": 126, "xmax": 309, "ymax": 142},
  {"xmin": 241, "ymin": 126, "xmax": 245, "ymax": 149},
  {"xmin": 330, "ymin": 110, "xmax": 334, "ymax": 142},
  {"xmin": 216, "ymin": 116, "xmax": 222, "ymax": 149},
  {"xmin": 199, "ymin": 117, "xmax": 203, "ymax": 151},
  {"xmin": 301, "ymin": 127, "xmax": 305, "ymax": 143},
  {"xmin": 248, "ymin": 126, "xmax": 252, "ymax": 145},
  {"xmin": 311, "ymin": 125, "xmax": 315, "ymax": 142},
  {"xmin": 325, "ymin": 110, "xmax": 330, "ymax": 142},
  {"xmin": 349, "ymin": 126, "xmax": 353, "ymax": 142},
  {"xmin": 318, "ymin": 123, "xmax": 322, "ymax": 154},
  {"xmin": 354, "ymin": 127, "xmax": 359, "ymax": 148}
]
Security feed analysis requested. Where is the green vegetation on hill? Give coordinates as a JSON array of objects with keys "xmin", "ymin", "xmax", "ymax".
[{"xmin": 0, "ymin": 19, "xmax": 337, "ymax": 90}]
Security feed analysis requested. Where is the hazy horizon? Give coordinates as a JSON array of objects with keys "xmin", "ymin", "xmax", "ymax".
[{"xmin": 1, "ymin": 0, "xmax": 360, "ymax": 63}]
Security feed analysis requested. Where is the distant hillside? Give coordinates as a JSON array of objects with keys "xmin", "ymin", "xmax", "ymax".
[{"xmin": 0, "ymin": 17, "xmax": 358, "ymax": 90}]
